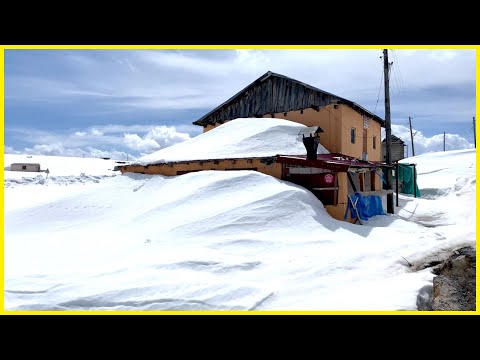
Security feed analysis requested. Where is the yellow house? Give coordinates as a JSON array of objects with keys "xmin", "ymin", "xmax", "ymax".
[
  {"xmin": 121, "ymin": 71, "xmax": 388, "ymax": 222},
  {"xmin": 194, "ymin": 71, "xmax": 384, "ymax": 163}
]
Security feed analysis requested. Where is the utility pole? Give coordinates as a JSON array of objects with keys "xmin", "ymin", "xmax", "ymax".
[
  {"xmin": 443, "ymin": 132, "xmax": 446, "ymax": 151},
  {"xmin": 408, "ymin": 116, "xmax": 415, "ymax": 157},
  {"xmin": 473, "ymin": 116, "xmax": 476, "ymax": 148},
  {"xmin": 383, "ymin": 49, "xmax": 394, "ymax": 214}
]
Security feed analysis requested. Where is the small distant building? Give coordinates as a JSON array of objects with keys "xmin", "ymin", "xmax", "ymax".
[
  {"xmin": 10, "ymin": 163, "xmax": 41, "ymax": 172},
  {"xmin": 382, "ymin": 135, "xmax": 405, "ymax": 162}
]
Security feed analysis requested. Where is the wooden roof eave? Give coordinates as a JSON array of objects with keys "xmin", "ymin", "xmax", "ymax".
[{"xmin": 193, "ymin": 71, "xmax": 385, "ymax": 127}]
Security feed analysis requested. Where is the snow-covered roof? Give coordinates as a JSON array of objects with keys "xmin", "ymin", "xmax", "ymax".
[{"xmin": 137, "ymin": 118, "xmax": 329, "ymax": 165}]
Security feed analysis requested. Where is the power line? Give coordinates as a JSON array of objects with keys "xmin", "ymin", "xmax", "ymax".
[
  {"xmin": 373, "ymin": 59, "xmax": 384, "ymax": 116},
  {"xmin": 392, "ymin": 50, "xmax": 409, "ymax": 101},
  {"xmin": 391, "ymin": 50, "xmax": 409, "ymax": 106},
  {"xmin": 389, "ymin": 50, "xmax": 411, "ymax": 122},
  {"xmin": 389, "ymin": 59, "xmax": 409, "ymax": 118}
]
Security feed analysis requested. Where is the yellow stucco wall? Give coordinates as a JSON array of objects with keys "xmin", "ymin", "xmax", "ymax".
[
  {"xmin": 200, "ymin": 105, "xmax": 382, "ymax": 161},
  {"xmin": 338, "ymin": 106, "xmax": 382, "ymax": 162},
  {"xmin": 204, "ymin": 124, "xmax": 217, "ymax": 132},
  {"xmin": 264, "ymin": 105, "xmax": 342, "ymax": 154},
  {"xmin": 121, "ymin": 159, "xmax": 282, "ymax": 178}
]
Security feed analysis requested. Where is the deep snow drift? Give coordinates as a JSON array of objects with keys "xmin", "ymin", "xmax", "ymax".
[
  {"xmin": 3, "ymin": 150, "xmax": 476, "ymax": 311},
  {"xmin": 138, "ymin": 118, "xmax": 329, "ymax": 164}
]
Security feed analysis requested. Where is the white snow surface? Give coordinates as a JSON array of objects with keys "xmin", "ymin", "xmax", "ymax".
[
  {"xmin": 4, "ymin": 150, "xmax": 476, "ymax": 311},
  {"xmin": 138, "ymin": 118, "xmax": 329, "ymax": 164}
]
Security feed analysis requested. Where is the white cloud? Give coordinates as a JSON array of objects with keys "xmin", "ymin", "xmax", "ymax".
[
  {"xmin": 90, "ymin": 128, "xmax": 104, "ymax": 136},
  {"xmin": 391, "ymin": 124, "xmax": 474, "ymax": 155},
  {"xmin": 6, "ymin": 124, "xmax": 192, "ymax": 160},
  {"xmin": 124, "ymin": 134, "xmax": 161, "ymax": 153},
  {"xmin": 123, "ymin": 126, "xmax": 191, "ymax": 153},
  {"xmin": 5, "ymin": 50, "xmax": 474, "ymax": 125},
  {"xmin": 4, "ymin": 145, "xmax": 22, "ymax": 154},
  {"xmin": 5, "ymin": 49, "xmax": 475, "ymax": 158},
  {"xmin": 8, "ymin": 143, "xmax": 136, "ymax": 161}
]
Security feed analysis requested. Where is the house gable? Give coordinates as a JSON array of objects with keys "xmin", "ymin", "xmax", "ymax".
[{"xmin": 193, "ymin": 71, "xmax": 385, "ymax": 128}]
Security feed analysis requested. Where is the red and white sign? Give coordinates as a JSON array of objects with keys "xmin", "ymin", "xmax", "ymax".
[{"xmin": 324, "ymin": 173, "xmax": 334, "ymax": 184}]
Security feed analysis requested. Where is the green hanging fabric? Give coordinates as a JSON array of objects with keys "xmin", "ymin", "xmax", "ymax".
[{"xmin": 394, "ymin": 164, "xmax": 421, "ymax": 197}]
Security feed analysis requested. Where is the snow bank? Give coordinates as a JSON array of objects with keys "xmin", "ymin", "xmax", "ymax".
[
  {"xmin": 4, "ymin": 154, "xmax": 125, "ymax": 212},
  {"xmin": 400, "ymin": 149, "xmax": 475, "ymax": 198},
  {"xmin": 4, "ymin": 150, "xmax": 476, "ymax": 311},
  {"xmin": 138, "ymin": 118, "xmax": 329, "ymax": 164},
  {"xmin": 4, "ymin": 154, "xmax": 127, "ymax": 178}
]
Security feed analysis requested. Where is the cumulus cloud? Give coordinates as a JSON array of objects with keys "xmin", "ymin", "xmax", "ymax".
[
  {"xmin": 123, "ymin": 126, "xmax": 191, "ymax": 153},
  {"xmin": 124, "ymin": 134, "xmax": 161, "ymax": 153},
  {"xmin": 4, "ymin": 145, "xmax": 22, "ymax": 154},
  {"xmin": 390, "ymin": 124, "xmax": 474, "ymax": 155},
  {"xmin": 5, "ymin": 124, "xmax": 192, "ymax": 160},
  {"xmin": 90, "ymin": 128, "xmax": 104, "ymax": 136},
  {"xmin": 6, "ymin": 49, "xmax": 474, "ymax": 116},
  {"xmin": 9, "ymin": 143, "xmax": 136, "ymax": 160}
]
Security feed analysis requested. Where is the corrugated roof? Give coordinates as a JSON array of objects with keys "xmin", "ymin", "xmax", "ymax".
[{"xmin": 277, "ymin": 153, "xmax": 384, "ymax": 172}]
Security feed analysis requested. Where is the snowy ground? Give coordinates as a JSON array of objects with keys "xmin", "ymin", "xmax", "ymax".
[{"xmin": 3, "ymin": 149, "xmax": 476, "ymax": 311}]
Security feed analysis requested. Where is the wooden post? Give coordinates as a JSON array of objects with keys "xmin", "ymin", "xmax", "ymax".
[
  {"xmin": 395, "ymin": 163, "xmax": 399, "ymax": 206},
  {"xmin": 413, "ymin": 164, "xmax": 417, "ymax": 198},
  {"xmin": 334, "ymin": 174, "xmax": 339, "ymax": 206},
  {"xmin": 473, "ymin": 116, "xmax": 476, "ymax": 148},
  {"xmin": 359, "ymin": 173, "xmax": 365, "ymax": 192},
  {"xmin": 347, "ymin": 172, "xmax": 357, "ymax": 193},
  {"xmin": 370, "ymin": 170, "xmax": 376, "ymax": 191},
  {"xmin": 408, "ymin": 116, "xmax": 415, "ymax": 157},
  {"xmin": 383, "ymin": 49, "xmax": 394, "ymax": 214}
]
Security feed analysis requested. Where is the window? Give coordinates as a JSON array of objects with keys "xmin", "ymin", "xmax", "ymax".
[
  {"xmin": 351, "ymin": 128, "xmax": 356, "ymax": 144},
  {"xmin": 22, "ymin": 165, "xmax": 26, "ymax": 170},
  {"xmin": 373, "ymin": 136, "xmax": 376, "ymax": 149}
]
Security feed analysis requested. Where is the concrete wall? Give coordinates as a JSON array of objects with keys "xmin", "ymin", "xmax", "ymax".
[{"xmin": 381, "ymin": 143, "xmax": 405, "ymax": 162}]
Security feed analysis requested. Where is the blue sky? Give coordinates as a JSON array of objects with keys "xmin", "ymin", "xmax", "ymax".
[{"xmin": 4, "ymin": 49, "xmax": 476, "ymax": 159}]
